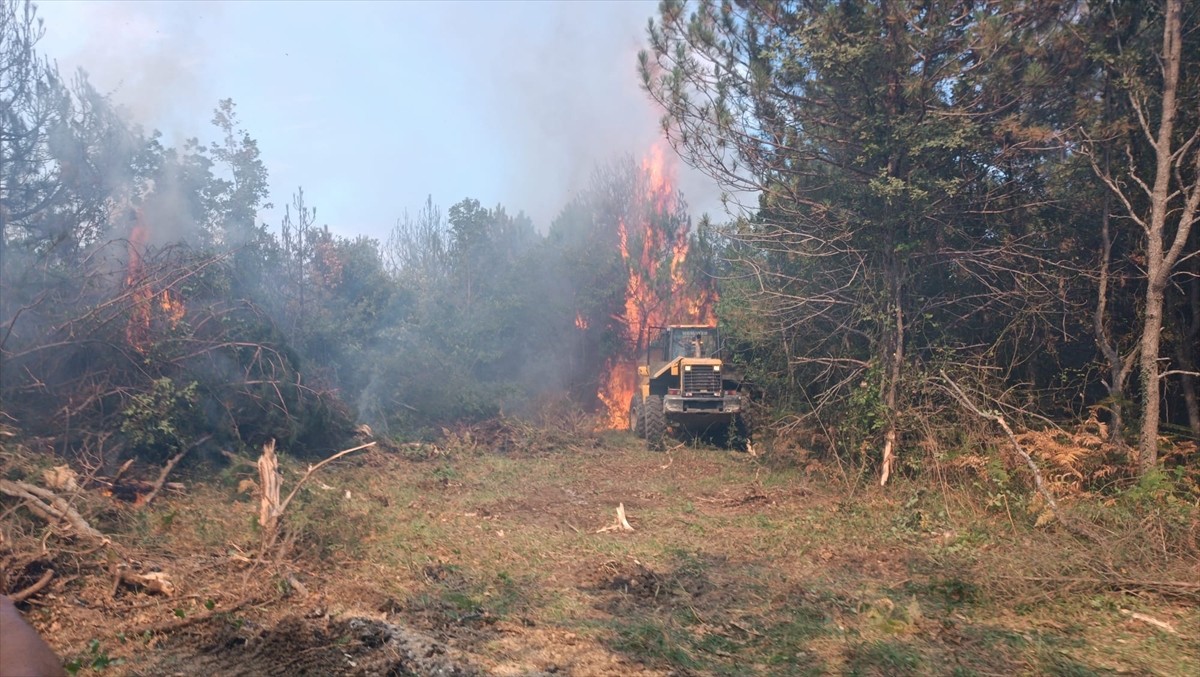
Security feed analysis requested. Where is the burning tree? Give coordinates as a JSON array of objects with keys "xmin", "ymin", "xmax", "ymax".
[{"xmin": 593, "ymin": 143, "xmax": 718, "ymax": 428}]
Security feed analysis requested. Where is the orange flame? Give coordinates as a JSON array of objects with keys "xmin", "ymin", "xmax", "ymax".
[
  {"xmin": 159, "ymin": 290, "xmax": 185, "ymax": 328},
  {"xmin": 125, "ymin": 209, "xmax": 186, "ymax": 353},
  {"xmin": 575, "ymin": 312, "xmax": 589, "ymax": 331},
  {"xmin": 596, "ymin": 141, "xmax": 719, "ymax": 428}
]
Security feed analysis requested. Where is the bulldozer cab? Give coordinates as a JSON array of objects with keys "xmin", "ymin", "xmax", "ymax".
[
  {"xmin": 648, "ymin": 325, "xmax": 720, "ymax": 365},
  {"xmin": 669, "ymin": 327, "xmax": 718, "ymax": 360}
]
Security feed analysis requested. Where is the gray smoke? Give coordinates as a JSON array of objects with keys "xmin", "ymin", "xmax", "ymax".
[{"xmin": 34, "ymin": 1, "xmax": 728, "ymax": 238}]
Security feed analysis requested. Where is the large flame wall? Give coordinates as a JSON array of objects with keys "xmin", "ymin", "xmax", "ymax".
[{"xmin": 594, "ymin": 142, "xmax": 718, "ymax": 428}]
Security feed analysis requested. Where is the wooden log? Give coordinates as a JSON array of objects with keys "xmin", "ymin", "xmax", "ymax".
[{"xmin": 0, "ymin": 480, "xmax": 109, "ymax": 545}]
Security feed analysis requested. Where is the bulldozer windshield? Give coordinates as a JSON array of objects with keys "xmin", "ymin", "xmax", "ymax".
[{"xmin": 668, "ymin": 328, "xmax": 718, "ymax": 359}]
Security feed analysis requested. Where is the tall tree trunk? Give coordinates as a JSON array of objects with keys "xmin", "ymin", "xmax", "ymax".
[
  {"xmin": 1090, "ymin": 0, "xmax": 1199, "ymax": 473},
  {"xmin": 1092, "ymin": 73, "xmax": 1137, "ymax": 449},
  {"xmin": 880, "ymin": 256, "xmax": 904, "ymax": 486},
  {"xmin": 1138, "ymin": 278, "xmax": 1167, "ymax": 472},
  {"xmin": 1136, "ymin": 0, "xmax": 1187, "ymax": 474}
]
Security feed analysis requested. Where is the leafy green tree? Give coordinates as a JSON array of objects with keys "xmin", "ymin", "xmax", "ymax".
[
  {"xmin": 208, "ymin": 98, "xmax": 271, "ymax": 246},
  {"xmin": 641, "ymin": 0, "xmax": 1086, "ymax": 481}
]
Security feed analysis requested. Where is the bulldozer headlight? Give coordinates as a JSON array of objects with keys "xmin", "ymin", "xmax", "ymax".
[
  {"xmin": 713, "ymin": 365, "xmax": 720, "ymax": 372},
  {"xmin": 684, "ymin": 365, "xmax": 692, "ymax": 371}
]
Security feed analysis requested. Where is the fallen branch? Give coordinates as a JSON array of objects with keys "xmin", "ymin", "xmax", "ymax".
[
  {"xmin": 110, "ymin": 459, "xmax": 135, "ymax": 487},
  {"xmin": 11, "ymin": 569, "xmax": 54, "ymax": 602},
  {"xmin": 141, "ymin": 434, "xmax": 211, "ymax": 507},
  {"xmin": 937, "ymin": 372, "xmax": 1099, "ymax": 541},
  {"xmin": 126, "ymin": 596, "xmax": 259, "ymax": 635},
  {"xmin": 1121, "ymin": 609, "xmax": 1178, "ymax": 633},
  {"xmin": 0, "ymin": 479, "xmax": 110, "ymax": 545},
  {"xmin": 112, "ymin": 567, "xmax": 175, "ymax": 597}
]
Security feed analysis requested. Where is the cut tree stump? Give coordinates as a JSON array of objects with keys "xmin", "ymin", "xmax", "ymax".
[{"xmin": 597, "ymin": 503, "xmax": 635, "ymax": 533}]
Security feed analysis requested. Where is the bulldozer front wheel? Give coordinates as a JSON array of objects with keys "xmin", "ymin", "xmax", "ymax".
[
  {"xmin": 629, "ymin": 395, "xmax": 645, "ymax": 438},
  {"xmin": 643, "ymin": 395, "xmax": 666, "ymax": 451}
]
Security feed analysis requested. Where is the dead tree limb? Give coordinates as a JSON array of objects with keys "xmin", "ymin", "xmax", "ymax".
[
  {"xmin": 110, "ymin": 459, "xmax": 135, "ymax": 488},
  {"xmin": 257, "ymin": 439, "xmax": 376, "ymax": 554},
  {"xmin": 141, "ymin": 434, "xmax": 211, "ymax": 507},
  {"xmin": 277, "ymin": 441, "xmax": 375, "ymax": 517},
  {"xmin": 10, "ymin": 569, "xmax": 54, "ymax": 602},
  {"xmin": 125, "ymin": 596, "xmax": 261, "ymax": 635},
  {"xmin": 937, "ymin": 371, "xmax": 1099, "ymax": 541},
  {"xmin": 0, "ymin": 479, "xmax": 110, "ymax": 545}
]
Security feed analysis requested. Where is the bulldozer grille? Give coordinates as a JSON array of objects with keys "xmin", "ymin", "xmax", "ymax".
[{"xmin": 683, "ymin": 367, "xmax": 721, "ymax": 394}]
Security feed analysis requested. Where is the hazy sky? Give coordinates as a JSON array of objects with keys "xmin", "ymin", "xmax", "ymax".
[{"xmin": 34, "ymin": 0, "xmax": 728, "ymax": 240}]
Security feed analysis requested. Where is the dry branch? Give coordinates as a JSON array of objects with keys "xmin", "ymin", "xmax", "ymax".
[
  {"xmin": 1121, "ymin": 609, "xmax": 1179, "ymax": 634},
  {"xmin": 110, "ymin": 458, "xmax": 135, "ymax": 486},
  {"xmin": 10, "ymin": 569, "xmax": 54, "ymax": 602},
  {"xmin": 0, "ymin": 479, "xmax": 110, "ymax": 545},
  {"xmin": 112, "ymin": 568, "xmax": 175, "ymax": 597},
  {"xmin": 937, "ymin": 372, "xmax": 1100, "ymax": 541},
  {"xmin": 140, "ymin": 434, "xmax": 211, "ymax": 507},
  {"xmin": 277, "ymin": 441, "xmax": 376, "ymax": 517},
  {"xmin": 256, "ymin": 439, "xmax": 376, "ymax": 554},
  {"xmin": 126, "ymin": 596, "xmax": 261, "ymax": 635}
]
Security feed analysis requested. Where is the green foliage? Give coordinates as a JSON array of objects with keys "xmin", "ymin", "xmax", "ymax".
[
  {"xmin": 64, "ymin": 639, "xmax": 124, "ymax": 674},
  {"xmin": 638, "ymin": 0, "xmax": 1176, "ymax": 470},
  {"xmin": 3, "ymin": 0, "xmax": 1198, "ymax": 495},
  {"xmin": 120, "ymin": 378, "xmax": 200, "ymax": 463}
]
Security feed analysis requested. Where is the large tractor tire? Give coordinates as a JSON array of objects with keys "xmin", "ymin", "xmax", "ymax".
[
  {"xmin": 643, "ymin": 395, "xmax": 667, "ymax": 451},
  {"xmin": 629, "ymin": 394, "xmax": 645, "ymax": 438}
]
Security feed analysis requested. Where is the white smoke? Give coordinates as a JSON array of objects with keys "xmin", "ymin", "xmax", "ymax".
[
  {"xmin": 32, "ymin": 1, "xmax": 728, "ymax": 237},
  {"xmin": 35, "ymin": 0, "xmax": 222, "ymax": 142}
]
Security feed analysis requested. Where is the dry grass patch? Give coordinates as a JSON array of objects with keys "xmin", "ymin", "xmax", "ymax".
[{"xmin": 3, "ymin": 430, "xmax": 1197, "ymax": 675}]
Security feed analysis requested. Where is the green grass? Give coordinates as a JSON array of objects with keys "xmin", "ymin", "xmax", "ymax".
[
  {"xmin": 182, "ymin": 436, "xmax": 1200, "ymax": 675},
  {"xmin": 846, "ymin": 640, "xmax": 924, "ymax": 676}
]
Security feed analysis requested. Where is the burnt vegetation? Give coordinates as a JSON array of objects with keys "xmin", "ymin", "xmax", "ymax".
[{"xmin": 1, "ymin": 0, "xmax": 1199, "ymax": 674}]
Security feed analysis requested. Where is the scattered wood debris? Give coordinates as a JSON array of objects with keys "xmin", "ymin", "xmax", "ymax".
[
  {"xmin": 0, "ymin": 479, "xmax": 110, "ymax": 545},
  {"xmin": 113, "ymin": 567, "xmax": 176, "ymax": 597},
  {"xmin": 1121, "ymin": 609, "xmax": 1178, "ymax": 634},
  {"xmin": 596, "ymin": 503, "xmax": 635, "ymax": 533},
  {"xmin": 42, "ymin": 465, "xmax": 79, "ymax": 492}
]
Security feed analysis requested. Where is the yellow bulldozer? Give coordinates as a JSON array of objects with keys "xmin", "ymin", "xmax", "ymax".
[{"xmin": 628, "ymin": 325, "xmax": 749, "ymax": 450}]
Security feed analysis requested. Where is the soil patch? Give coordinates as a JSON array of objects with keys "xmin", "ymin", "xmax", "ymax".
[{"xmin": 133, "ymin": 614, "xmax": 478, "ymax": 676}]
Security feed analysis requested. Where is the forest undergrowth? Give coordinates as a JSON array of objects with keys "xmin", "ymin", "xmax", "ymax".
[{"xmin": 1, "ymin": 415, "xmax": 1196, "ymax": 676}]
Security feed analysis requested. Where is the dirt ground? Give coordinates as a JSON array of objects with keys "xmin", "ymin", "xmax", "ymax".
[{"xmin": 2, "ymin": 428, "xmax": 1197, "ymax": 675}]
